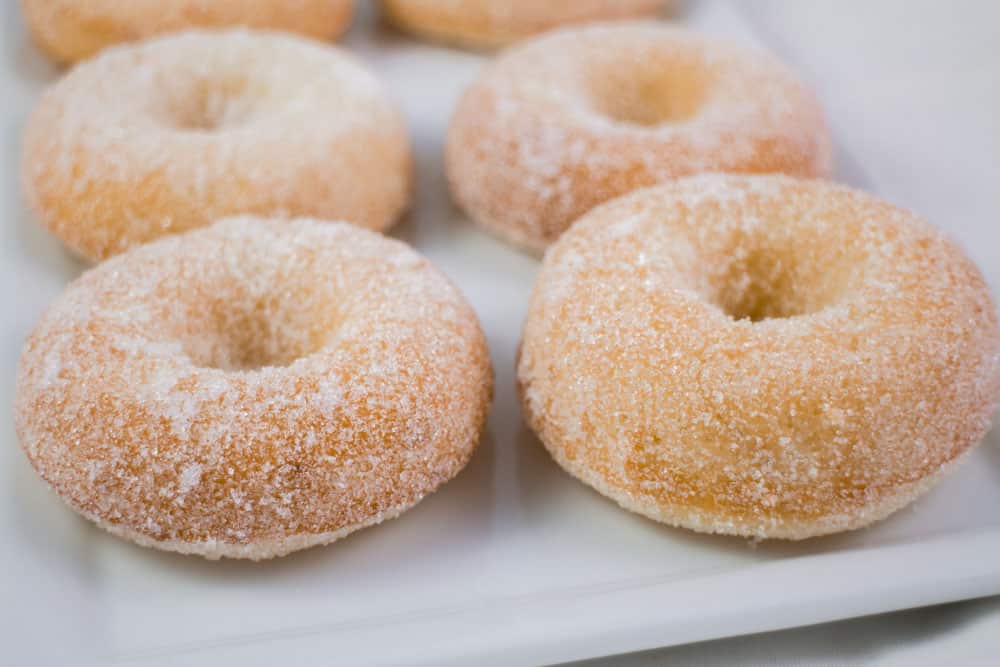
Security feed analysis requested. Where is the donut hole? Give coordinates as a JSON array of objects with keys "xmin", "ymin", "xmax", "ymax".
[
  {"xmin": 159, "ymin": 76, "xmax": 260, "ymax": 132},
  {"xmin": 707, "ymin": 240, "xmax": 858, "ymax": 323},
  {"xmin": 180, "ymin": 297, "xmax": 337, "ymax": 372},
  {"xmin": 586, "ymin": 61, "xmax": 707, "ymax": 126},
  {"xmin": 714, "ymin": 268, "xmax": 829, "ymax": 322}
]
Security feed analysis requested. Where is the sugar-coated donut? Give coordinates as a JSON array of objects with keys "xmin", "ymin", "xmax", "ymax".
[
  {"xmin": 15, "ymin": 217, "xmax": 492, "ymax": 559},
  {"xmin": 381, "ymin": 0, "xmax": 669, "ymax": 49},
  {"xmin": 22, "ymin": 29, "xmax": 412, "ymax": 261},
  {"xmin": 518, "ymin": 175, "xmax": 1000, "ymax": 539},
  {"xmin": 20, "ymin": 0, "xmax": 356, "ymax": 63},
  {"xmin": 448, "ymin": 23, "xmax": 832, "ymax": 253}
]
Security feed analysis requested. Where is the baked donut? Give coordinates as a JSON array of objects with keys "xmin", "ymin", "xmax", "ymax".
[
  {"xmin": 20, "ymin": 0, "xmax": 356, "ymax": 63},
  {"xmin": 381, "ymin": 0, "xmax": 669, "ymax": 49},
  {"xmin": 518, "ymin": 175, "xmax": 1000, "ymax": 539},
  {"xmin": 447, "ymin": 23, "xmax": 832, "ymax": 253},
  {"xmin": 15, "ymin": 217, "xmax": 492, "ymax": 559},
  {"xmin": 22, "ymin": 29, "xmax": 411, "ymax": 261}
]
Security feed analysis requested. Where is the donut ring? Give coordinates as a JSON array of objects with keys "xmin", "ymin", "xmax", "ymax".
[
  {"xmin": 380, "ymin": 0, "xmax": 669, "ymax": 49},
  {"xmin": 15, "ymin": 217, "xmax": 492, "ymax": 559},
  {"xmin": 20, "ymin": 0, "xmax": 356, "ymax": 63},
  {"xmin": 518, "ymin": 175, "xmax": 1000, "ymax": 539},
  {"xmin": 447, "ymin": 23, "xmax": 832, "ymax": 253},
  {"xmin": 22, "ymin": 29, "xmax": 412, "ymax": 261}
]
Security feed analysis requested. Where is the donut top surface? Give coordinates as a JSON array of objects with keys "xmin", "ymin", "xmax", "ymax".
[
  {"xmin": 29, "ymin": 27, "xmax": 388, "ymax": 168},
  {"xmin": 15, "ymin": 218, "xmax": 492, "ymax": 557},
  {"xmin": 457, "ymin": 22, "xmax": 830, "ymax": 159},
  {"xmin": 446, "ymin": 22, "xmax": 832, "ymax": 251},
  {"xmin": 381, "ymin": 0, "xmax": 670, "ymax": 48},
  {"xmin": 22, "ymin": 29, "xmax": 411, "ymax": 260},
  {"xmin": 519, "ymin": 175, "xmax": 1000, "ymax": 537},
  {"xmin": 83, "ymin": 28, "xmax": 379, "ymax": 124},
  {"xmin": 20, "ymin": 0, "xmax": 356, "ymax": 62}
]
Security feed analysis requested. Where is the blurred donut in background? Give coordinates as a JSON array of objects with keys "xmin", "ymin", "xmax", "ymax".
[
  {"xmin": 380, "ymin": 0, "xmax": 670, "ymax": 49},
  {"xmin": 22, "ymin": 29, "xmax": 411, "ymax": 260},
  {"xmin": 20, "ymin": 0, "xmax": 356, "ymax": 63},
  {"xmin": 447, "ymin": 23, "xmax": 832, "ymax": 253}
]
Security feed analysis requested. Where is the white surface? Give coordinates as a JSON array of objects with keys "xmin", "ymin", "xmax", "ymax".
[
  {"xmin": 575, "ymin": 597, "xmax": 1000, "ymax": 666},
  {"xmin": 3, "ymin": 1, "xmax": 1000, "ymax": 666}
]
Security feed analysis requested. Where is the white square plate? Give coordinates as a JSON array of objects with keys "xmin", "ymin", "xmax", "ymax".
[{"xmin": 4, "ymin": 2, "xmax": 999, "ymax": 665}]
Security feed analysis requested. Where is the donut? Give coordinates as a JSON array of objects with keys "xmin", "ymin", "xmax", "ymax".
[
  {"xmin": 380, "ymin": 0, "xmax": 670, "ymax": 49},
  {"xmin": 517, "ymin": 175, "xmax": 1000, "ymax": 540},
  {"xmin": 20, "ymin": 0, "xmax": 356, "ymax": 63},
  {"xmin": 447, "ymin": 23, "xmax": 832, "ymax": 253},
  {"xmin": 14, "ymin": 217, "xmax": 492, "ymax": 559},
  {"xmin": 22, "ymin": 29, "xmax": 412, "ymax": 262}
]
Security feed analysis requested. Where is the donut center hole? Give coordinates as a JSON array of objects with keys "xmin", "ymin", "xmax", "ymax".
[
  {"xmin": 710, "ymin": 248, "xmax": 851, "ymax": 322},
  {"xmin": 590, "ymin": 66, "xmax": 706, "ymax": 126},
  {"xmin": 182, "ymin": 301, "xmax": 333, "ymax": 372},
  {"xmin": 717, "ymin": 282, "xmax": 811, "ymax": 322},
  {"xmin": 164, "ymin": 78, "xmax": 257, "ymax": 131}
]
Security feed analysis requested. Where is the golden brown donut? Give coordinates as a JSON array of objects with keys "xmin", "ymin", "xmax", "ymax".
[
  {"xmin": 20, "ymin": 0, "xmax": 356, "ymax": 63},
  {"xmin": 15, "ymin": 217, "xmax": 493, "ymax": 559},
  {"xmin": 518, "ymin": 175, "xmax": 1000, "ymax": 539},
  {"xmin": 22, "ymin": 29, "xmax": 412, "ymax": 261},
  {"xmin": 381, "ymin": 0, "xmax": 669, "ymax": 48},
  {"xmin": 447, "ymin": 23, "xmax": 832, "ymax": 253}
]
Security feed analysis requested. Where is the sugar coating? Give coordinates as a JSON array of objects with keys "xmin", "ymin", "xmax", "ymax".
[
  {"xmin": 22, "ymin": 29, "xmax": 411, "ymax": 261},
  {"xmin": 20, "ymin": 0, "xmax": 356, "ymax": 63},
  {"xmin": 15, "ymin": 218, "xmax": 493, "ymax": 559},
  {"xmin": 447, "ymin": 22, "xmax": 832, "ymax": 253},
  {"xmin": 517, "ymin": 175, "xmax": 1000, "ymax": 539},
  {"xmin": 381, "ymin": 0, "xmax": 669, "ymax": 49}
]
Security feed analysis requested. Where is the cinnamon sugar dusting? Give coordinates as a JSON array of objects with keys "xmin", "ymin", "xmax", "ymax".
[
  {"xmin": 15, "ymin": 218, "xmax": 493, "ymax": 559},
  {"xmin": 447, "ymin": 22, "xmax": 832, "ymax": 253},
  {"xmin": 381, "ymin": 0, "xmax": 670, "ymax": 48},
  {"xmin": 518, "ymin": 175, "xmax": 1000, "ymax": 539},
  {"xmin": 22, "ymin": 29, "xmax": 412, "ymax": 261},
  {"xmin": 21, "ymin": 0, "xmax": 356, "ymax": 63}
]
